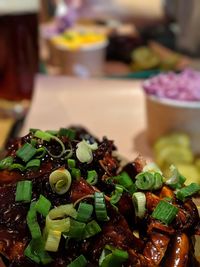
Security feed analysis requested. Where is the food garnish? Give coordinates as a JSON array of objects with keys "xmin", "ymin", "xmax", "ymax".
[{"xmin": 0, "ymin": 127, "xmax": 199, "ymax": 266}]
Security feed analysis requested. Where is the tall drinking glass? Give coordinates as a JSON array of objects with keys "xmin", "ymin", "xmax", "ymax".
[{"xmin": 0, "ymin": 0, "xmax": 39, "ymax": 119}]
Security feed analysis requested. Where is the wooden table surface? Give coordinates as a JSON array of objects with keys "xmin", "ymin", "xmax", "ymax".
[{"xmin": 22, "ymin": 75, "xmax": 153, "ymax": 161}]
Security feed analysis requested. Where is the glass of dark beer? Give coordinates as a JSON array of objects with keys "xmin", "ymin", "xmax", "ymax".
[{"xmin": 0, "ymin": 0, "xmax": 39, "ymax": 118}]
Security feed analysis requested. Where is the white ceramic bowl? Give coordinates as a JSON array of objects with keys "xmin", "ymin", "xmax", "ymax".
[{"xmin": 145, "ymin": 94, "xmax": 200, "ymax": 153}]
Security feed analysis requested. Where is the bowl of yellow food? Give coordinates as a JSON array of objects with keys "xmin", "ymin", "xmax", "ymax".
[{"xmin": 50, "ymin": 30, "xmax": 108, "ymax": 77}]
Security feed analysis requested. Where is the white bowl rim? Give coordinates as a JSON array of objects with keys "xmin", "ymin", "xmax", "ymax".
[{"xmin": 146, "ymin": 94, "xmax": 200, "ymax": 109}]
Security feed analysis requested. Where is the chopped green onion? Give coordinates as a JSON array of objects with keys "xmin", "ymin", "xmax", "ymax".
[
  {"xmin": 143, "ymin": 162, "xmax": 162, "ymax": 174},
  {"xmin": 76, "ymin": 203, "xmax": 93, "ymax": 222},
  {"xmin": 152, "ymin": 200, "xmax": 178, "ymax": 225},
  {"xmin": 86, "ymin": 170, "xmax": 98, "ymax": 185},
  {"xmin": 34, "ymin": 130, "xmax": 66, "ymax": 158},
  {"xmin": 176, "ymin": 183, "xmax": 200, "ymax": 202},
  {"xmin": 46, "ymin": 215, "xmax": 70, "ymax": 233},
  {"xmin": 83, "ymin": 220, "xmax": 101, "ymax": 239},
  {"xmin": 59, "ymin": 128, "xmax": 76, "ymax": 140},
  {"xmin": 48, "ymin": 204, "xmax": 77, "ymax": 219},
  {"xmin": 153, "ymin": 173, "xmax": 163, "ymax": 190},
  {"xmin": 0, "ymin": 156, "xmax": 13, "ymax": 169},
  {"xmin": 71, "ymin": 168, "xmax": 81, "ymax": 179},
  {"xmin": 99, "ymin": 246, "xmax": 129, "ymax": 267},
  {"xmin": 34, "ymin": 130, "xmax": 52, "ymax": 141},
  {"xmin": 46, "ymin": 136, "xmax": 66, "ymax": 158},
  {"xmin": 94, "ymin": 192, "xmax": 108, "ymax": 221},
  {"xmin": 76, "ymin": 140, "xmax": 98, "ymax": 163},
  {"xmin": 26, "ymin": 159, "xmax": 41, "ymax": 170},
  {"xmin": 35, "ymin": 195, "xmax": 51, "ymax": 217},
  {"xmin": 27, "ymin": 202, "xmax": 42, "ymax": 239},
  {"xmin": 46, "ymin": 130, "xmax": 58, "ymax": 136},
  {"xmin": 132, "ymin": 192, "xmax": 146, "ymax": 219},
  {"xmin": 36, "ymin": 147, "xmax": 46, "ymax": 158},
  {"xmin": 135, "ymin": 172, "xmax": 155, "ymax": 190},
  {"xmin": 24, "ymin": 240, "xmax": 40, "ymax": 264},
  {"xmin": 68, "ymin": 219, "xmax": 86, "ymax": 239},
  {"xmin": 30, "ymin": 139, "xmax": 37, "ymax": 147},
  {"xmin": 45, "ymin": 229, "xmax": 61, "ymax": 252},
  {"xmin": 67, "ymin": 254, "xmax": 87, "ymax": 267},
  {"xmin": 9, "ymin": 163, "xmax": 25, "ymax": 172},
  {"xmin": 49, "ymin": 168, "xmax": 72, "ymax": 195},
  {"xmin": 114, "ymin": 172, "xmax": 136, "ymax": 194},
  {"xmin": 67, "ymin": 159, "xmax": 76, "ymax": 169},
  {"xmin": 27, "ymin": 218, "xmax": 42, "ymax": 240},
  {"xmin": 25, "ymin": 238, "xmax": 52, "ymax": 265},
  {"xmin": 110, "ymin": 185, "xmax": 123, "ymax": 205},
  {"xmin": 165, "ymin": 165, "xmax": 186, "ymax": 189},
  {"xmin": 16, "ymin": 143, "xmax": 37, "ymax": 162},
  {"xmin": 15, "ymin": 180, "xmax": 32, "ymax": 202},
  {"xmin": 46, "ymin": 204, "xmax": 77, "ymax": 233}
]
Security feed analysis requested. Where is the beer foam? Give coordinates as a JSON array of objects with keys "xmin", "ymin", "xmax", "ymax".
[{"xmin": 0, "ymin": 0, "xmax": 39, "ymax": 14}]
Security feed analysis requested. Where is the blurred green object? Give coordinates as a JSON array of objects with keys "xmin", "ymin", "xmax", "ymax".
[
  {"xmin": 131, "ymin": 46, "xmax": 160, "ymax": 71},
  {"xmin": 153, "ymin": 133, "xmax": 200, "ymax": 185},
  {"xmin": 108, "ymin": 69, "xmax": 162, "ymax": 80},
  {"xmin": 130, "ymin": 46, "xmax": 180, "ymax": 74}
]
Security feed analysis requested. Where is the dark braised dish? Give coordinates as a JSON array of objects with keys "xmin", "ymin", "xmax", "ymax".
[{"xmin": 0, "ymin": 127, "xmax": 200, "ymax": 267}]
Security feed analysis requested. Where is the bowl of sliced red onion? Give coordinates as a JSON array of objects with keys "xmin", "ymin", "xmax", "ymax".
[{"xmin": 143, "ymin": 69, "xmax": 200, "ymax": 153}]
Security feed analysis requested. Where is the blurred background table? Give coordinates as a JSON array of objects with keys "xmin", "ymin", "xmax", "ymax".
[{"xmin": 21, "ymin": 74, "xmax": 152, "ymax": 161}]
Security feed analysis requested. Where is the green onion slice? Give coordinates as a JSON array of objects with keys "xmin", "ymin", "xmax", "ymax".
[
  {"xmin": 35, "ymin": 195, "xmax": 51, "ymax": 217},
  {"xmin": 27, "ymin": 202, "xmax": 42, "ymax": 239},
  {"xmin": 46, "ymin": 136, "xmax": 66, "ymax": 158},
  {"xmin": 25, "ymin": 238, "xmax": 52, "ymax": 265},
  {"xmin": 114, "ymin": 172, "xmax": 136, "ymax": 194},
  {"xmin": 67, "ymin": 254, "xmax": 87, "ymax": 267},
  {"xmin": 67, "ymin": 158, "xmax": 76, "ymax": 169},
  {"xmin": 9, "ymin": 163, "xmax": 25, "ymax": 172},
  {"xmin": 15, "ymin": 180, "xmax": 32, "ymax": 202},
  {"xmin": 99, "ymin": 246, "xmax": 129, "ymax": 267},
  {"xmin": 34, "ymin": 130, "xmax": 52, "ymax": 141},
  {"xmin": 34, "ymin": 130, "xmax": 66, "ymax": 158},
  {"xmin": 26, "ymin": 159, "xmax": 41, "ymax": 170},
  {"xmin": 0, "ymin": 156, "xmax": 13, "ymax": 170},
  {"xmin": 49, "ymin": 168, "xmax": 72, "ymax": 195},
  {"xmin": 165, "ymin": 165, "xmax": 186, "ymax": 189},
  {"xmin": 46, "ymin": 204, "xmax": 77, "ymax": 233},
  {"xmin": 94, "ymin": 192, "xmax": 108, "ymax": 221},
  {"xmin": 76, "ymin": 202, "xmax": 93, "ymax": 222},
  {"xmin": 83, "ymin": 220, "xmax": 101, "ymax": 239},
  {"xmin": 152, "ymin": 200, "xmax": 179, "ymax": 225},
  {"xmin": 16, "ymin": 143, "xmax": 37, "ymax": 162},
  {"xmin": 76, "ymin": 140, "xmax": 98, "ymax": 163},
  {"xmin": 135, "ymin": 172, "xmax": 155, "ymax": 190},
  {"xmin": 71, "ymin": 168, "xmax": 81, "ymax": 179},
  {"xmin": 35, "ymin": 147, "xmax": 46, "ymax": 158},
  {"xmin": 86, "ymin": 170, "xmax": 98, "ymax": 185},
  {"xmin": 45, "ymin": 230, "xmax": 61, "ymax": 252},
  {"xmin": 153, "ymin": 172, "xmax": 163, "ymax": 190},
  {"xmin": 110, "ymin": 185, "xmax": 123, "ymax": 205},
  {"xmin": 59, "ymin": 128, "xmax": 76, "ymax": 140},
  {"xmin": 176, "ymin": 183, "xmax": 200, "ymax": 202},
  {"xmin": 143, "ymin": 162, "xmax": 162, "ymax": 174},
  {"xmin": 46, "ymin": 130, "xmax": 58, "ymax": 136},
  {"xmin": 132, "ymin": 192, "xmax": 146, "ymax": 219},
  {"xmin": 67, "ymin": 219, "xmax": 86, "ymax": 239},
  {"xmin": 30, "ymin": 139, "xmax": 37, "ymax": 147}
]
